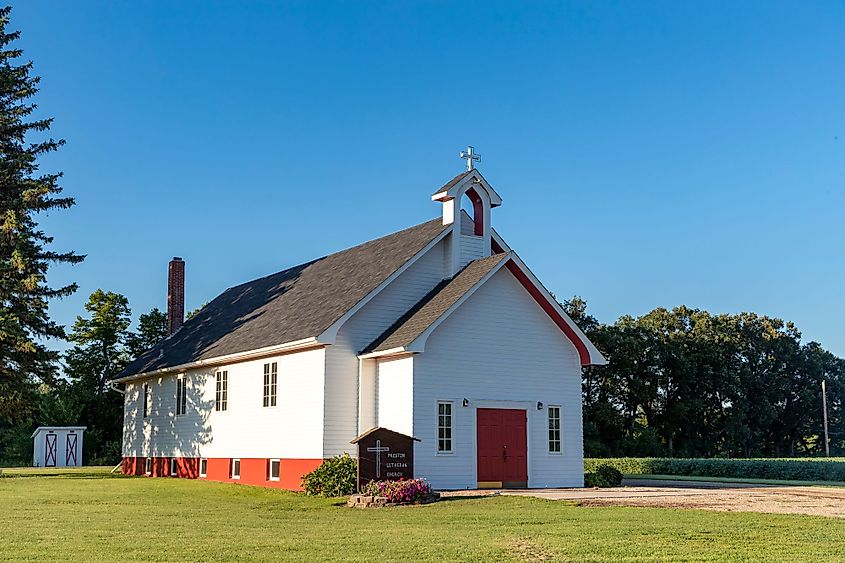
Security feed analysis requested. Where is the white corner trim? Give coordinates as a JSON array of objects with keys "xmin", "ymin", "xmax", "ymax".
[
  {"xmin": 405, "ymin": 253, "xmax": 512, "ymax": 353},
  {"xmin": 316, "ymin": 226, "xmax": 451, "ymax": 344},
  {"xmin": 111, "ymin": 337, "xmax": 323, "ymax": 384},
  {"xmin": 507, "ymin": 253, "xmax": 608, "ymax": 366}
]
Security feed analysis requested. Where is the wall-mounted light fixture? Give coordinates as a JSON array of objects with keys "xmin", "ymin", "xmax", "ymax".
[
  {"xmin": 537, "ymin": 401, "xmax": 544, "ymax": 410},
  {"xmin": 462, "ymin": 398, "xmax": 469, "ymax": 408}
]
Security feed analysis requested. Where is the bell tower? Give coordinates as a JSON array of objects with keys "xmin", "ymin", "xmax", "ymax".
[{"xmin": 432, "ymin": 148, "xmax": 503, "ymax": 276}]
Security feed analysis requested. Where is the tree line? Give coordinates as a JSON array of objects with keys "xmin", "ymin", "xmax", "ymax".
[{"xmin": 564, "ymin": 297, "xmax": 845, "ymax": 458}]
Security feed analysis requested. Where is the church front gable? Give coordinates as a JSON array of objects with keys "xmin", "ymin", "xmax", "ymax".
[{"xmin": 408, "ymin": 267, "xmax": 585, "ymax": 490}]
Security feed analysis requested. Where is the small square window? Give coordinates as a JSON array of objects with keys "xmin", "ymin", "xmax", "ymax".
[
  {"xmin": 199, "ymin": 458, "xmax": 208, "ymax": 478},
  {"xmin": 269, "ymin": 459, "xmax": 280, "ymax": 482},
  {"xmin": 170, "ymin": 458, "xmax": 178, "ymax": 477},
  {"xmin": 231, "ymin": 458, "xmax": 241, "ymax": 480},
  {"xmin": 145, "ymin": 457, "xmax": 152, "ymax": 475}
]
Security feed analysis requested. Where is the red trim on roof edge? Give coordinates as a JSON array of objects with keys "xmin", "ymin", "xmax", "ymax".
[
  {"xmin": 491, "ymin": 238, "xmax": 505, "ymax": 254},
  {"xmin": 505, "ymin": 259, "xmax": 591, "ymax": 365}
]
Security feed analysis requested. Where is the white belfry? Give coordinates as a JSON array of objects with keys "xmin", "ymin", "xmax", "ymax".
[{"xmin": 460, "ymin": 146, "xmax": 481, "ymax": 171}]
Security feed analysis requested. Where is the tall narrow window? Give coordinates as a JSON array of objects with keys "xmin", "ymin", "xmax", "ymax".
[
  {"xmin": 215, "ymin": 370, "xmax": 228, "ymax": 412},
  {"xmin": 145, "ymin": 457, "xmax": 152, "ymax": 475},
  {"xmin": 199, "ymin": 458, "xmax": 208, "ymax": 478},
  {"xmin": 548, "ymin": 406, "xmax": 561, "ymax": 453},
  {"xmin": 263, "ymin": 362, "xmax": 277, "ymax": 407},
  {"xmin": 175, "ymin": 375, "xmax": 187, "ymax": 416},
  {"xmin": 170, "ymin": 458, "xmax": 178, "ymax": 477},
  {"xmin": 231, "ymin": 459, "xmax": 241, "ymax": 480},
  {"xmin": 143, "ymin": 383, "xmax": 150, "ymax": 418},
  {"xmin": 437, "ymin": 402, "xmax": 452, "ymax": 452}
]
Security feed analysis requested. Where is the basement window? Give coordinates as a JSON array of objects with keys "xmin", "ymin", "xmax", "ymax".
[
  {"xmin": 199, "ymin": 458, "xmax": 208, "ymax": 478},
  {"xmin": 231, "ymin": 459, "xmax": 241, "ymax": 480},
  {"xmin": 170, "ymin": 458, "xmax": 178, "ymax": 477},
  {"xmin": 145, "ymin": 457, "xmax": 152, "ymax": 475},
  {"xmin": 269, "ymin": 459, "xmax": 280, "ymax": 482}
]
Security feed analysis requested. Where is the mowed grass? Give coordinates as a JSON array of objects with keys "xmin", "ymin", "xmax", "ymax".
[{"xmin": 2, "ymin": 469, "xmax": 845, "ymax": 562}]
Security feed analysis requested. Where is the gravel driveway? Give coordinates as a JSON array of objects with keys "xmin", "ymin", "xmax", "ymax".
[{"xmin": 456, "ymin": 479, "xmax": 845, "ymax": 518}]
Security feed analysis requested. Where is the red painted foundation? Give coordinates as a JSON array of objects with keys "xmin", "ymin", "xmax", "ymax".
[{"xmin": 121, "ymin": 456, "xmax": 323, "ymax": 491}]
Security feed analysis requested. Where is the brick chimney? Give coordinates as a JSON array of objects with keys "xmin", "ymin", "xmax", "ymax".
[{"xmin": 167, "ymin": 257, "xmax": 185, "ymax": 336}]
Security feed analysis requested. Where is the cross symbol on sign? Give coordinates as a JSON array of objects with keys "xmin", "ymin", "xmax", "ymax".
[{"xmin": 367, "ymin": 439, "xmax": 390, "ymax": 479}]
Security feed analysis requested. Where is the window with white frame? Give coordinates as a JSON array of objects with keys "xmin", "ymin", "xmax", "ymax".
[
  {"xmin": 199, "ymin": 458, "xmax": 208, "ymax": 478},
  {"xmin": 145, "ymin": 457, "xmax": 152, "ymax": 475},
  {"xmin": 269, "ymin": 459, "xmax": 280, "ymax": 482},
  {"xmin": 548, "ymin": 406, "xmax": 561, "ymax": 453},
  {"xmin": 231, "ymin": 458, "xmax": 241, "ymax": 479},
  {"xmin": 215, "ymin": 370, "xmax": 228, "ymax": 411},
  {"xmin": 176, "ymin": 375, "xmax": 187, "ymax": 416},
  {"xmin": 143, "ymin": 383, "xmax": 150, "ymax": 418},
  {"xmin": 437, "ymin": 401, "xmax": 453, "ymax": 452},
  {"xmin": 263, "ymin": 362, "xmax": 278, "ymax": 407},
  {"xmin": 170, "ymin": 458, "xmax": 178, "ymax": 476}
]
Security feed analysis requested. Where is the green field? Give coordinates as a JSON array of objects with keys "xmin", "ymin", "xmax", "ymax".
[{"xmin": 2, "ymin": 468, "xmax": 845, "ymax": 562}]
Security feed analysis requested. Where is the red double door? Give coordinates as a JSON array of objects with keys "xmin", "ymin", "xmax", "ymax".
[{"xmin": 476, "ymin": 408, "xmax": 528, "ymax": 488}]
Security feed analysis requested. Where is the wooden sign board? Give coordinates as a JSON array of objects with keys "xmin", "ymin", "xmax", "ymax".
[{"xmin": 351, "ymin": 427, "xmax": 420, "ymax": 490}]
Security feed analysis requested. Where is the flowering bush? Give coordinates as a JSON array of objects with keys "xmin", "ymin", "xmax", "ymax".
[
  {"xmin": 361, "ymin": 478, "xmax": 432, "ymax": 503},
  {"xmin": 301, "ymin": 454, "xmax": 357, "ymax": 497}
]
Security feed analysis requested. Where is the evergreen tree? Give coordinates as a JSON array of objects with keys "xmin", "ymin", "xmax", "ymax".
[
  {"xmin": 64, "ymin": 289, "xmax": 131, "ymax": 462},
  {"xmin": 0, "ymin": 6, "xmax": 83, "ymax": 423}
]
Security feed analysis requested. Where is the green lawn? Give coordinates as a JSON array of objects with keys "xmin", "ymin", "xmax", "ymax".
[{"xmin": 2, "ymin": 468, "xmax": 845, "ymax": 561}]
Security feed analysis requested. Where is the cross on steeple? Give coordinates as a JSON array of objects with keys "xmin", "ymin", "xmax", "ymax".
[{"xmin": 460, "ymin": 146, "xmax": 481, "ymax": 171}]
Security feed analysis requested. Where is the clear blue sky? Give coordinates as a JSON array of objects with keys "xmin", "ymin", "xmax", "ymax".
[{"xmin": 12, "ymin": 1, "xmax": 845, "ymax": 356}]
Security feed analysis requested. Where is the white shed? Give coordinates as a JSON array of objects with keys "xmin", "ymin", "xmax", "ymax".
[{"xmin": 31, "ymin": 426, "xmax": 86, "ymax": 468}]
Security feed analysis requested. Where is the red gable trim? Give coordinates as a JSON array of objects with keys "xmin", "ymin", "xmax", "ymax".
[{"xmin": 505, "ymin": 259, "xmax": 591, "ymax": 366}]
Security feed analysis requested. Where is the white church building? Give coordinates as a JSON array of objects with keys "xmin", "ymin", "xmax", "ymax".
[{"xmin": 114, "ymin": 155, "xmax": 606, "ymax": 490}]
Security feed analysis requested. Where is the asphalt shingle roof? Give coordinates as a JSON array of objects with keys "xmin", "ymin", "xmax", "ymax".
[
  {"xmin": 363, "ymin": 253, "xmax": 509, "ymax": 353},
  {"xmin": 116, "ymin": 218, "xmax": 450, "ymax": 378},
  {"xmin": 432, "ymin": 171, "xmax": 472, "ymax": 196}
]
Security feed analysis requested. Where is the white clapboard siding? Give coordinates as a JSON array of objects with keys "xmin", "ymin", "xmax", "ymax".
[
  {"xmin": 376, "ymin": 355, "xmax": 414, "ymax": 436},
  {"xmin": 322, "ymin": 239, "xmax": 447, "ymax": 457},
  {"xmin": 411, "ymin": 267, "xmax": 584, "ymax": 490},
  {"xmin": 458, "ymin": 235, "xmax": 485, "ymax": 268},
  {"xmin": 122, "ymin": 347, "xmax": 326, "ymax": 459}
]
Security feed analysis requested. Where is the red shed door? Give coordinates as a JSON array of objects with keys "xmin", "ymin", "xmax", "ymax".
[{"xmin": 476, "ymin": 408, "xmax": 527, "ymax": 488}]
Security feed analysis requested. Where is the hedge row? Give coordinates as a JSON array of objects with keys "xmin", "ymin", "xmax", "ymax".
[{"xmin": 584, "ymin": 457, "xmax": 845, "ymax": 482}]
